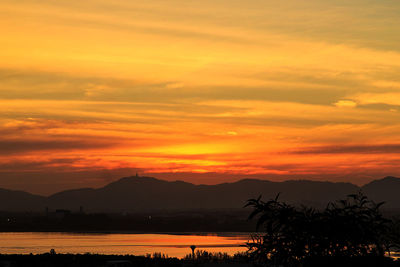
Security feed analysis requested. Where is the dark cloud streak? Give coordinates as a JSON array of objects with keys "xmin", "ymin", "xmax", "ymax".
[
  {"xmin": 293, "ymin": 144, "xmax": 400, "ymax": 154},
  {"xmin": 0, "ymin": 139, "xmax": 118, "ymax": 155}
]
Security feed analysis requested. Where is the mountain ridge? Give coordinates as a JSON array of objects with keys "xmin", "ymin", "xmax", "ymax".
[{"xmin": 1, "ymin": 176, "xmax": 399, "ymax": 212}]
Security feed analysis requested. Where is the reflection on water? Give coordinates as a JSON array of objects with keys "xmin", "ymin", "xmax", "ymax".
[{"xmin": 0, "ymin": 232, "xmax": 250, "ymax": 258}]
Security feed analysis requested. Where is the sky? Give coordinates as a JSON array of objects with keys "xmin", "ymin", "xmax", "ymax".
[{"xmin": 1, "ymin": 0, "xmax": 400, "ymax": 195}]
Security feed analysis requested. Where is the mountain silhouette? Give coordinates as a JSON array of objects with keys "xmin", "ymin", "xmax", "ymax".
[
  {"xmin": 44, "ymin": 177, "xmax": 360, "ymax": 212},
  {"xmin": 0, "ymin": 188, "xmax": 45, "ymax": 211},
  {"xmin": 362, "ymin": 176, "xmax": 400, "ymax": 209},
  {"xmin": 0, "ymin": 176, "xmax": 399, "ymax": 212}
]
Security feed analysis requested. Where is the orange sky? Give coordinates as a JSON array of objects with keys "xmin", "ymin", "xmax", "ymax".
[{"xmin": 1, "ymin": 0, "xmax": 400, "ymax": 195}]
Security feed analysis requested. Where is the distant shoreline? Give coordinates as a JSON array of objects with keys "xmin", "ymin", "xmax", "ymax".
[{"xmin": 0, "ymin": 230, "xmax": 254, "ymax": 236}]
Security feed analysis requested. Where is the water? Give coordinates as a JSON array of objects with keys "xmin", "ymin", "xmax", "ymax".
[{"xmin": 0, "ymin": 232, "xmax": 250, "ymax": 258}]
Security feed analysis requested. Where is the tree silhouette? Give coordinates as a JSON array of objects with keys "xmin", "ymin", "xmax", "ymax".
[
  {"xmin": 190, "ymin": 245, "xmax": 196, "ymax": 259},
  {"xmin": 245, "ymin": 192, "xmax": 398, "ymax": 266}
]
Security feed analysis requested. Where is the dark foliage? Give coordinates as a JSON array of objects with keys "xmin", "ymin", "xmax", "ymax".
[
  {"xmin": 183, "ymin": 250, "xmax": 250, "ymax": 263},
  {"xmin": 0, "ymin": 252, "xmax": 252, "ymax": 267},
  {"xmin": 246, "ymin": 192, "xmax": 400, "ymax": 266},
  {"xmin": 0, "ymin": 253, "xmax": 182, "ymax": 267}
]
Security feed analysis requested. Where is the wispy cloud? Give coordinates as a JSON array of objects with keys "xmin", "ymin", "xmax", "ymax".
[{"xmin": 334, "ymin": 100, "xmax": 357, "ymax": 108}]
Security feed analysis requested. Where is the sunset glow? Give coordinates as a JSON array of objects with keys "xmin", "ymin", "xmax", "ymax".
[{"xmin": 1, "ymin": 0, "xmax": 400, "ymax": 194}]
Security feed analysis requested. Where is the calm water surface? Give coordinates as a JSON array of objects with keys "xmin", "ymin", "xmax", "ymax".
[{"xmin": 0, "ymin": 232, "xmax": 250, "ymax": 258}]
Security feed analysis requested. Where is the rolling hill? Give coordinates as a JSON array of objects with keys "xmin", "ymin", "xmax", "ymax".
[{"xmin": 0, "ymin": 176, "xmax": 399, "ymax": 212}]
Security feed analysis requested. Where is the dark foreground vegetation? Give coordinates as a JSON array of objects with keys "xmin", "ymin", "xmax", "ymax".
[
  {"xmin": 0, "ymin": 250, "xmax": 399, "ymax": 267},
  {"xmin": 246, "ymin": 192, "xmax": 400, "ymax": 266},
  {"xmin": 0, "ymin": 251, "xmax": 252, "ymax": 267}
]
